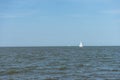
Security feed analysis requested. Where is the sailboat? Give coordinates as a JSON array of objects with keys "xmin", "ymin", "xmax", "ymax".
[{"xmin": 79, "ymin": 42, "xmax": 83, "ymax": 48}]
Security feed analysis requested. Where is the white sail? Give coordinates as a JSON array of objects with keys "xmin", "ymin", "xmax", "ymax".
[{"xmin": 79, "ymin": 42, "xmax": 83, "ymax": 47}]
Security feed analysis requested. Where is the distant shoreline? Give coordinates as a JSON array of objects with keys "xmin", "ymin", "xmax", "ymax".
[{"xmin": 0, "ymin": 46, "xmax": 120, "ymax": 48}]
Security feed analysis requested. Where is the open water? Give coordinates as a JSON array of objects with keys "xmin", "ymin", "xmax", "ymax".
[{"xmin": 0, "ymin": 46, "xmax": 120, "ymax": 80}]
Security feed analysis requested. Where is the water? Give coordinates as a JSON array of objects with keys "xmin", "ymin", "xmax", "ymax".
[{"xmin": 0, "ymin": 46, "xmax": 120, "ymax": 80}]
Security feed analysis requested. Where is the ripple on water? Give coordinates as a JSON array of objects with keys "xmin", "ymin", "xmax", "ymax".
[
  {"xmin": 0, "ymin": 65, "xmax": 38, "ymax": 76},
  {"xmin": 0, "ymin": 47, "xmax": 120, "ymax": 80}
]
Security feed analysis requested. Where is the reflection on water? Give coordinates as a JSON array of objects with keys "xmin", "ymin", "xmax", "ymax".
[{"xmin": 0, "ymin": 47, "xmax": 120, "ymax": 80}]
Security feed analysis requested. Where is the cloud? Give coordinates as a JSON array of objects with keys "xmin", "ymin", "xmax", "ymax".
[
  {"xmin": 101, "ymin": 10, "xmax": 120, "ymax": 14},
  {"xmin": 0, "ymin": 9, "xmax": 37, "ymax": 18},
  {"xmin": 0, "ymin": 15, "xmax": 18, "ymax": 18},
  {"xmin": 62, "ymin": 0, "xmax": 113, "ymax": 3}
]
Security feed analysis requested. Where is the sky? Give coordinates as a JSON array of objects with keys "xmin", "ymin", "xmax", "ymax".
[{"xmin": 0, "ymin": 0, "xmax": 120, "ymax": 46}]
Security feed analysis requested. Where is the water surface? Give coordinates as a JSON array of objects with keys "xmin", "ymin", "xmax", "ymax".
[{"xmin": 0, "ymin": 46, "xmax": 120, "ymax": 80}]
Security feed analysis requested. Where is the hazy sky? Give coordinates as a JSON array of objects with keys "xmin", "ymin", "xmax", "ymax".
[{"xmin": 0, "ymin": 0, "xmax": 120, "ymax": 46}]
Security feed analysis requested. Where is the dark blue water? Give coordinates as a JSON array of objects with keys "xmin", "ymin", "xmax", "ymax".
[{"xmin": 0, "ymin": 46, "xmax": 120, "ymax": 80}]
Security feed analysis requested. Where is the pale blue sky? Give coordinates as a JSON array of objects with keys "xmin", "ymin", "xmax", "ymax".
[{"xmin": 0, "ymin": 0, "xmax": 120, "ymax": 46}]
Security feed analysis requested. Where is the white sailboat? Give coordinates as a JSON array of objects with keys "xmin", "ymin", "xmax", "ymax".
[{"xmin": 79, "ymin": 42, "xmax": 83, "ymax": 48}]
